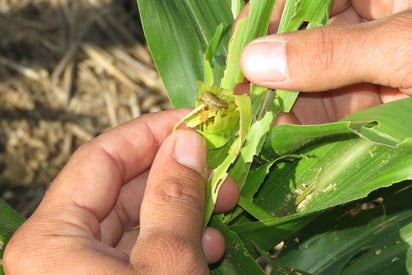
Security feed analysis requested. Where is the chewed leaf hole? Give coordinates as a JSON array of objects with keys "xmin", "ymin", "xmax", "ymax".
[{"xmin": 364, "ymin": 120, "xmax": 379, "ymax": 128}]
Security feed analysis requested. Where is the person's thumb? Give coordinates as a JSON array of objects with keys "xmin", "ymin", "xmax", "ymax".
[
  {"xmin": 241, "ymin": 11, "xmax": 412, "ymax": 94},
  {"xmin": 130, "ymin": 129, "xmax": 209, "ymax": 273}
]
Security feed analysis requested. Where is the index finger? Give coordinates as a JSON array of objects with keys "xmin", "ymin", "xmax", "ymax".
[{"xmin": 40, "ymin": 109, "xmax": 190, "ymax": 230}]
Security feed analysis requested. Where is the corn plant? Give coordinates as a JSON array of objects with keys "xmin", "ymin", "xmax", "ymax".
[
  {"xmin": 137, "ymin": 0, "xmax": 412, "ymax": 274},
  {"xmin": 1, "ymin": 1, "xmax": 411, "ymax": 274}
]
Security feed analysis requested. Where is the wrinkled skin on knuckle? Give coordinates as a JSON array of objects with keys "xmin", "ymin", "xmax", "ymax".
[
  {"xmin": 315, "ymin": 28, "xmax": 337, "ymax": 72},
  {"xmin": 388, "ymin": 12, "xmax": 412, "ymax": 90},
  {"xmin": 395, "ymin": 59, "xmax": 412, "ymax": 92},
  {"xmin": 312, "ymin": 26, "xmax": 359, "ymax": 76},
  {"xmin": 362, "ymin": 10, "xmax": 412, "ymax": 90},
  {"xmin": 289, "ymin": 27, "xmax": 337, "ymax": 76},
  {"xmin": 291, "ymin": 27, "xmax": 340, "ymax": 86},
  {"xmin": 153, "ymin": 169, "xmax": 206, "ymax": 213}
]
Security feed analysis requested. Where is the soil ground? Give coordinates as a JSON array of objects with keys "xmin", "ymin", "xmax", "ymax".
[{"xmin": 0, "ymin": 0, "xmax": 170, "ymax": 217}]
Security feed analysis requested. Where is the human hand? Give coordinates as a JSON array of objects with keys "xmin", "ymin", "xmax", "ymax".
[
  {"xmin": 3, "ymin": 110, "xmax": 239, "ymax": 274},
  {"xmin": 240, "ymin": 0, "xmax": 412, "ymax": 124}
]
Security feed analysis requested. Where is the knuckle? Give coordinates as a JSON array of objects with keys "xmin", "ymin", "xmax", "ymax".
[
  {"xmin": 316, "ymin": 28, "xmax": 336, "ymax": 71},
  {"xmin": 153, "ymin": 171, "xmax": 205, "ymax": 211},
  {"xmin": 298, "ymin": 26, "xmax": 339, "ymax": 79},
  {"xmin": 396, "ymin": 62, "xmax": 412, "ymax": 90},
  {"xmin": 383, "ymin": 12, "xmax": 412, "ymax": 89}
]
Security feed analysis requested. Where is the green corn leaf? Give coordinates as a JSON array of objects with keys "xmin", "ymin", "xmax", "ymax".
[
  {"xmin": 235, "ymin": 111, "xmax": 274, "ymax": 184},
  {"xmin": 254, "ymin": 98, "xmax": 412, "ymax": 217},
  {"xmin": 220, "ymin": 0, "xmax": 276, "ymax": 90},
  {"xmin": 278, "ymin": 0, "xmax": 332, "ymax": 32},
  {"xmin": 230, "ymin": 0, "xmax": 244, "ymax": 19},
  {"xmin": 229, "ymin": 212, "xmax": 317, "ymax": 256},
  {"xmin": 203, "ymin": 24, "xmax": 225, "ymax": 86},
  {"xmin": 276, "ymin": 183, "xmax": 412, "ymax": 274},
  {"xmin": 226, "ymin": 98, "xmax": 412, "ymax": 257},
  {"xmin": 204, "ymin": 94, "xmax": 252, "ymax": 225},
  {"xmin": 210, "ymin": 215, "xmax": 266, "ymax": 274},
  {"xmin": 342, "ymin": 98, "xmax": 412, "ymax": 146},
  {"xmin": 253, "ymin": 242, "xmax": 312, "ymax": 275},
  {"xmin": 400, "ymin": 222, "xmax": 412, "ymax": 274},
  {"xmin": 137, "ymin": 0, "xmax": 233, "ymax": 107},
  {"xmin": 268, "ymin": 121, "xmax": 356, "ymax": 156}
]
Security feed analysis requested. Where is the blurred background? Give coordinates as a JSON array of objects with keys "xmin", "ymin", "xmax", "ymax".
[{"xmin": 0, "ymin": 0, "xmax": 171, "ymax": 217}]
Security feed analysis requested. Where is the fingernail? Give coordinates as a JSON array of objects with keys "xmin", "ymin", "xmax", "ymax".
[
  {"xmin": 241, "ymin": 38, "xmax": 289, "ymax": 83},
  {"xmin": 174, "ymin": 130, "xmax": 207, "ymax": 177}
]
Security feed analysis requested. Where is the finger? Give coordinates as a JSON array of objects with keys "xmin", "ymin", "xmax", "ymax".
[
  {"xmin": 99, "ymin": 171, "xmax": 148, "ymax": 246},
  {"xmin": 38, "ymin": 110, "xmax": 190, "ymax": 237},
  {"xmin": 331, "ymin": 0, "xmax": 351, "ymax": 16},
  {"xmin": 101, "ymin": 161, "xmax": 240, "ymax": 246},
  {"xmin": 214, "ymin": 177, "xmax": 239, "ymax": 213},
  {"xmin": 268, "ymin": 0, "xmax": 286, "ymax": 34},
  {"xmin": 138, "ymin": 129, "xmax": 207, "ymax": 235},
  {"xmin": 131, "ymin": 130, "xmax": 209, "ymax": 272},
  {"xmin": 241, "ymin": 11, "xmax": 412, "ymax": 93},
  {"xmin": 380, "ymin": 85, "xmax": 410, "ymax": 103},
  {"xmin": 329, "ymin": 6, "xmax": 364, "ymax": 25},
  {"xmin": 292, "ymin": 84, "xmax": 382, "ymax": 124},
  {"xmin": 116, "ymin": 228, "xmax": 139, "ymax": 255},
  {"xmin": 351, "ymin": 0, "xmax": 393, "ymax": 19},
  {"xmin": 202, "ymin": 227, "xmax": 225, "ymax": 264},
  {"xmin": 351, "ymin": 0, "xmax": 411, "ymax": 19},
  {"xmin": 111, "ymin": 163, "xmax": 237, "ymax": 256},
  {"xmin": 273, "ymin": 112, "xmax": 300, "ymax": 125}
]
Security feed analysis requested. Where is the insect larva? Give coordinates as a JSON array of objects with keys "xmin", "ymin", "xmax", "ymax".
[{"xmin": 201, "ymin": 91, "xmax": 228, "ymax": 109}]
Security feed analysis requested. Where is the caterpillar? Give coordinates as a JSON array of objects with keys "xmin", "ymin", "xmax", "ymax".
[{"xmin": 201, "ymin": 91, "xmax": 228, "ymax": 109}]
